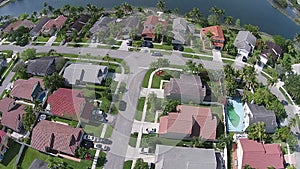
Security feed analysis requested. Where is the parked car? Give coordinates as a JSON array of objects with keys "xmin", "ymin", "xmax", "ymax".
[
  {"xmin": 126, "ymin": 40, "xmax": 132, "ymax": 46},
  {"xmin": 139, "ymin": 147, "xmax": 154, "ymax": 154},
  {"xmin": 146, "ymin": 128, "xmax": 157, "ymax": 134},
  {"xmin": 281, "ymin": 100, "xmax": 288, "ymax": 105},
  {"xmin": 94, "ymin": 143, "xmax": 110, "ymax": 151},
  {"xmin": 151, "ymin": 52, "xmax": 163, "ymax": 56},
  {"xmin": 94, "ymin": 137, "xmax": 113, "ymax": 145},
  {"xmin": 82, "ymin": 140, "xmax": 94, "ymax": 149},
  {"xmin": 242, "ymin": 56, "xmax": 247, "ymax": 62},
  {"xmin": 38, "ymin": 114, "xmax": 47, "ymax": 121},
  {"xmin": 83, "ymin": 135, "xmax": 96, "ymax": 142},
  {"xmin": 142, "ymin": 41, "xmax": 153, "ymax": 48}
]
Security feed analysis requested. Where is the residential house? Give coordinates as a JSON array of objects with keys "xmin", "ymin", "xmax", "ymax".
[
  {"xmin": 120, "ymin": 16, "xmax": 140, "ymax": 39},
  {"xmin": 41, "ymin": 15, "xmax": 67, "ymax": 35},
  {"xmin": 0, "ymin": 98, "xmax": 26, "ymax": 132},
  {"xmin": 63, "ymin": 63, "xmax": 108, "ymax": 86},
  {"xmin": 155, "ymin": 145, "xmax": 219, "ymax": 169},
  {"xmin": 260, "ymin": 41, "xmax": 283, "ymax": 66},
  {"xmin": 3, "ymin": 19, "xmax": 34, "ymax": 33},
  {"xmin": 172, "ymin": 17, "xmax": 195, "ymax": 45},
  {"xmin": 164, "ymin": 74, "xmax": 206, "ymax": 104},
  {"xmin": 0, "ymin": 131, "xmax": 9, "ymax": 162},
  {"xmin": 67, "ymin": 15, "xmax": 90, "ymax": 35},
  {"xmin": 29, "ymin": 17, "xmax": 50, "ymax": 36},
  {"xmin": 243, "ymin": 102, "xmax": 277, "ymax": 133},
  {"xmin": 10, "ymin": 77, "xmax": 44, "ymax": 102},
  {"xmin": 159, "ymin": 105, "xmax": 217, "ymax": 140},
  {"xmin": 31, "ymin": 120, "xmax": 83, "ymax": 156},
  {"xmin": 46, "ymin": 88, "xmax": 93, "ymax": 120},
  {"xmin": 89, "ymin": 16, "xmax": 116, "ymax": 43},
  {"xmin": 26, "ymin": 57, "xmax": 56, "ymax": 76},
  {"xmin": 142, "ymin": 15, "xmax": 167, "ymax": 40},
  {"xmin": 234, "ymin": 31, "xmax": 257, "ymax": 57},
  {"xmin": 200, "ymin": 25, "xmax": 225, "ymax": 50},
  {"xmin": 234, "ymin": 138, "xmax": 284, "ymax": 169}
]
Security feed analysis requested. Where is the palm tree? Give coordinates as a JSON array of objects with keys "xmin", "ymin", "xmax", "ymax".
[
  {"xmin": 62, "ymin": 4, "xmax": 71, "ymax": 16},
  {"xmin": 48, "ymin": 5, "xmax": 54, "ymax": 15},
  {"xmin": 121, "ymin": 2, "xmax": 133, "ymax": 15},
  {"xmin": 154, "ymin": 23, "xmax": 164, "ymax": 42},
  {"xmin": 225, "ymin": 16, "xmax": 233, "ymax": 26},
  {"xmin": 294, "ymin": 33, "xmax": 300, "ymax": 44},
  {"xmin": 289, "ymin": 117, "xmax": 297, "ymax": 128},
  {"xmin": 247, "ymin": 122, "xmax": 267, "ymax": 142},
  {"xmin": 156, "ymin": 0, "xmax": 166, "ymax": 11},
  {"xmin": 77, "ymin": 6, "xmax": 84, "ymax": 15}
]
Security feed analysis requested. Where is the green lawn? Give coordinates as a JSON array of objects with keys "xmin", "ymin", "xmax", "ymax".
[
  {"xmin": 97, "ymin": 45, "xmax": 111, "ymax": 49},
  {"xmin": 99, "ymin": 62, "xmax": 122, "ymax": 74},
  {"xmin": 51, "ymin": 43, "xmax": 60, "ymax": 46},
  {"xmin": 82, "ymin": 123, "xmax": 104, "ymax": 137},
  {"xmin": 123, "ymin": 160, "xmax": 133, "ymax": 169},
  {"xmin": 135, "ymin": 97, "xmax": 146, "ymax": 121},
  {"xmin": 19, "ymin": 147, "xmax": 95, "ymax": 169},
  {"xmin": 52, "ymin": 116, "xmax": 78, "ymax": 127},
  {"xmin": 145, "ymin": 110, "xmax": 156, "ymax": 123},
  {"xmin": 184, "ymin": 47, "xmax": 195, "ymax": 53},
  {"xmin": 142, "ymin": 69, "xmax": 155, "ymax": 88},
  {"xmin": 129, "ymin": 133, "xmax": 138, "ymax": 147},
  {"xmin": 104, "ymin": 125, "xmax": 113, "ymax": 139},
  {"xmin": 151, "ymin": 70, "xmax": 181, "ymax": 89},
  {"xmin": 153, "ymin": 44, "xmax": 173, "ymax": 50},
  {"xmin": 0, "ymin": 139, "xmax": 20, "ymax": 169},
  {"xmin": 114, "ymin": 41, "xmax": 122, "ymax": 46},
  {"xmin": 222, "ymin": 59, "xmax": 234, "ymax": 65},
  {"xmin": 1, "ymin": 42, "xmax": 10, "ymax": 45},
  {"xmin": 36, "ymin": 36, "xmax": 50, "ymax": 42},
  {"xmin": 182, "ymin": 53, "xmax": 213, "ymax": 61}
]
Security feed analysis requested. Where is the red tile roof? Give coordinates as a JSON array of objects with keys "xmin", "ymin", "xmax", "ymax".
[
  {"xmin": 142, "ymin": 15, "xmax": 167, "ymax": 39},
  {"xmin": 3, "ymin": 19, "xmax": 34, "ymax": 33},
  {"xmin": 31, "ymin": 120, "xmax": 83, "ymax": 156},
  {"xmin": 201, "ymin": 25, "xmax": 225, "ymax": 48},
  {"xmin": 47, "ymin": 88, "xmax": 85, "ymax": 118},
  {"xmin": 159, "ymin": 105, "xmax": 217, "ymax": 140},
  {"xmin": 239, "ymin": 139, "xmax": 284, "ymax": 169},
  {"xmin": 0, "ymin": 98, "xmax": 26, "ymax": 132},
  {"xmin": 10, "ymin": 77, "xmax": 44, "ymax": 101},
  {"xmin": 42, "ymin": 15, "xmax": 67, "ymax": 30}
]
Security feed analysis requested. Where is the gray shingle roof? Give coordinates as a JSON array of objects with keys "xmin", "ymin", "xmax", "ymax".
[
  {"xmin": 234, "ymin": 31, "xmax": 257, "ymax": 52},
  {"xmin": 89, "ymin": 16, "xmax": 115, "ymax": 35},
  {"xmin": 26, "ymin": 57, "xmax": 56, "ymax": 76},
  {"xmin": 155, "ymin": 145, "xmax": 217, "ymax": 169},
  {"xmin": 30, "ymin": 17, "xmax": 50, "ymax": 36}
]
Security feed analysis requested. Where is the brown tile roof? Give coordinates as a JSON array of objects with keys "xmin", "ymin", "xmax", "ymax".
[
  {"xmin": 0, "ymin": 98, "xmax": 26, "ymax": 132},
  {"xmin": 142, "ymin": 15, "xmax": 167, "ymax": 38},
  {"xmin": 31, "ymin": 120, "xmax": 83, "ymax": 156},
  {"xmin": 42, "ymin": 15, "xmax": 67, "ymax": 31},
  {"xmin": 3, "ymin": 20, "xmax": 34, "ymax": 33},
  {"xmin": 201, "ymin": 25, "xmax": 225, "ymax": 48},
  {"xmin": 159, "ymin": 105, "xmax": 217, "ymax": 140},
  {"xmin": 10, "ymin": 77, "xmax": 44, "ymax": 101},
  {"xmin": 238, "ymin": 138, "xmax": 284, "ymax": 169},
  {"xmin": 47, "ymin": 88, "xmax": 85, "ymax": 118}
]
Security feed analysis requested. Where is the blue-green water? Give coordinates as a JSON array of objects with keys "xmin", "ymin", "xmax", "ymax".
[{"xmin": 0, "ymin": 0, "xmax": 299, "ymax": 39}]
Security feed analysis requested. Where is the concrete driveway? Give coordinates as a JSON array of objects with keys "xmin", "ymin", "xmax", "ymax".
[
  {"xmin": 212, "ymin": 49, "xmax": 222, "ymax": 62},
  {"xmin": 45, "ymin": 36, "xmax": 56, "ymax": 46},
  {"xmin": 131, "ymin": 120, "xmax": 159, "ymax": 134},
  {"xmin": 118, "ymin": 40, "xmax": 128, "ymax": 51}
]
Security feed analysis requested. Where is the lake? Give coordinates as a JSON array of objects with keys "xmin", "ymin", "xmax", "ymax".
[{"xmin": 0, "ymin": 0, "xmax": 299, "ymax": 39}]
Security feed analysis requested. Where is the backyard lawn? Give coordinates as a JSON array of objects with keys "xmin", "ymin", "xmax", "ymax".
[
  {"xmin": 52, "ymin": 116, "xmax": 78, "ymax": 128},
  {"xmin": 19, "ymin": 147, "xmax": 96, "ymax": 169},
  {"xmin": 0, "ymin": 139, "xmax": 20, "ymax": 169}
]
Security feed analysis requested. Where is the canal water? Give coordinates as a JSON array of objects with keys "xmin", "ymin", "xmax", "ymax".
[{"xmin": 0, "ymin": 0, "xmax": 299, "ymax": 39}]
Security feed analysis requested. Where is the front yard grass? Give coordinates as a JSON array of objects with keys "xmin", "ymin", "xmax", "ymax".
[
  {"xmin": 82, "ymin": 123, "xmax": 104, "ymax": 137},
  {"xmin": 135, "ymin": 97, "xmax": 146, "ymax": 121},
  {"xmin": 151, "ymin": 70, "xmax": 181, "ymax": 89},
  {"xmin": 153, "ymin": 44, "xmax": 173, "ymax": 50},
  {"xmin": 184, "ymin": 47, "xmax": 195, "ymax": 53},
  {"xmin": 36, "ymin": 36, "xmax": 50, "ymax": 42},
  {"xmin": 145, "ymin": 110, "xmax": 156, "ymax": 123},
  {"xmin": 99, "ymin": 62, "xmax": 122, "ymax": 74},
  {"xmin": 182, "ymin": 53, "xmax": 213, "ymax": 61},
  {"xmin": 19, "ymin": 147, "xmax": 95, "ymax": 169},
  {"xmin": 123, "ymin": 160, "xmax": 133, "ymax": 169},
  {"xmin": 104, "ymin": 125, "xmax": 113, "ymax": 139},
  {"xmin": 0, "ymin": 139, "xmax": 20, "ymax": 169},
  {"xmin": 142, "ymin": 69, "xmax": 155, "ymax": 88},
  {"xmin": 32, "ymin": 42, "xmax": 46, "ymax": 46}
]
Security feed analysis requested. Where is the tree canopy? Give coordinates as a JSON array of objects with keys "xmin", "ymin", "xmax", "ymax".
[
  {"xmin": 21, "ymin": 48, "xmax": 36, "ymax": 61},
  {"xmin": 23, "ymin": 106, "xmax": 36, "ymax": 131},
  {"xmin": 43, "ymin": 73, "xmax": 64, "ymax": 92}
]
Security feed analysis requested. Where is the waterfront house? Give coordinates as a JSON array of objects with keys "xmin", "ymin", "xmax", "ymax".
[
  {"xmin": 31, "ymin": 120, "xmax": 83, "ymax": 157},
  {"xmin": 120, "ymin": 16, "xmax": 140, "ymax": 39},
  {"xmin": 63, "ymin": 63, "xmax": 108, "ymax": 87},
  {"xmin": 46, "ymin": 88, "xmax": 93, "ymax": 120},
  {"xmin": 234, "ymin": 31, "xmax": 257, "ymax": 57},
  {"xmin": 0, "ymin": 131, "xmax": 8, "ymax": 162},
  {"xmin": 172, "ymin": 17, "xmax": 195, "ymax": 45},
  {"xmin": 0, "ymin": 98, "xmax": 26, "ymax": 133},
  {"xmin": 142, "ymin": 15, "xmax": 167, "ymax": 41},
  {"xmin": 200, "ymin": 25, "xmax": 225, "ymax": 50},
  {"xmin": 89, "ymin": 16, "xmax": 116, "ymax": 43},
  {"xmin": 260, "ymin": 41, "xmax": 283, "ymax": 66},
  {"xmin": 3, "ymin": 19, "xmax": 34, "ymax": 33},
  {"xmin": 243, "ymin": 102, "xmax": 277, "ymax": 133},
  {"xmin": 155, "ymin": 145, "xmax": 218, "ymax": 169},
  {"xmin": 29, "ymin": 17, "xmax": 50, "ymax": 36},
  {"xmin": 41, "ymin": 15, "xmax": 67, "ymax": 35},
  {"xmin": 10, "ymin": 77, "xmax": 44, "ymax": 102},
  {"xmin": 164, "ymin": 74, "xmax": 206, "ymax": 104},
  {"xmin": 67, "ymin": 15, "xmax": 90, "ymax": 35},
  {"xmin": 233, "ymin": 138, "xmax": 284, "ymax": 169},
  {"xmin": 159, "ymin": 105, "xmax": 217, "ymax": 140},
  {"xmin": 26, "ymin": 57, "xmax": 56, "ymax": 76}
]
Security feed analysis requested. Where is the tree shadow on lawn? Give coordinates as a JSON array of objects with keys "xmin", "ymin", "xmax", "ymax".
[{"xmin": 1, "ymin": 139, "xmax": 21, "ymax": 166}]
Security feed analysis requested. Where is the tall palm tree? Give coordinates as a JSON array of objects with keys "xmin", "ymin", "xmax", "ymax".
[
  {"xmin": 62, "ymin": 4, "xmax": 71, "ymax": 16},
  {"xmin": 225, "ymin": 16, "xmax": 233, "ymax": 26},
  {"xmin": 294, "ymin": 33, "xmax": 300, "ymax": 44},
  {"xmin": 154, "ymin": 23, "xmax": 164, "ymax": 42},
  {"xmin": 156, "ymin": 0, "xmax": 166, "ymax": 11},
  {"xmin": 121, "ymin": 2, "xmax": 133, "ymax": 15}
]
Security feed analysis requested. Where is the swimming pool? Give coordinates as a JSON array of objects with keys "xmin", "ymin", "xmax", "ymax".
[
  {"xmin": 38, "ymin": 91, "xmax": 47, "ymax": 102},
  {"xmin": 225, "ymin": 98, "xmax": 245, "ymax": 132}
]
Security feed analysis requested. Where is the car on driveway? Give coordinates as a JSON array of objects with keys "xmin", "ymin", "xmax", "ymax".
[
  {"xmin": 242, "ymin": 56, "xmax": 247, "ymax": 62},
  {"xmin": 94, "ymin": 143, "xmax": 110, "ymax": 151},
  {"xmin": 83, "ymin": 135, "xmax": 96, "ymax": 142},
  {"xmin": 142, "ymin": 41, "xmax": 153, "ymax": 48},
  {"xmin": 151, "ymin": 52, "xmax": 163, "ymax": 56},
  {"xmin": 139, "ymin": 147, "xmax": 154, "ymax": 155},
  {"xmin": 94, "ymin": 137, "xmax": 113, "ymax": 145},
  {"xmin": 146, "ymin": 128, "xmax": 157, "ymax": 134}
]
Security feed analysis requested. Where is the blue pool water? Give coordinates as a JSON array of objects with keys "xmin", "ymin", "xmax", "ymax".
[
  {"xmin": 225, "ymin": 98, "xmax": 245, "ymax": 132},
  {"xmin": 38, "ymin": 91, "xmax": 47, "ymax": 102}
]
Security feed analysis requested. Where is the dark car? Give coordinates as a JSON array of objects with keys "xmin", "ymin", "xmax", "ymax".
[
  {"xmin": 142, "ymin": 41, "xmax": 153, "ymax": 48},
  {"xmin": 281, "ymin": 100, "xmax": 288, "ymax": 105},
  {"xmin": 119, "ymin": 100, "xmax": 127, "ymax": 111},
  {"xmin": 94, "ymin": 143, "xmax": 110, "ymax": 151},
  {"xmin": 94, "ymin": 137, "xmax": 113, "ymax": 145},
  {"xmin": 82, "ymin": 140, "xmax": 94, "ymax": 149},
  {"xmin": 242, "ymin": 56, "xmax": 247, "ymax": 62}
]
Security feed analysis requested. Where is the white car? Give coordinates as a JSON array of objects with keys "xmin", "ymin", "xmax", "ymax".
[
  {"xmin": 94, "ymin": 143, "xmax": 110, "ymax": 151},
  {"xmin": 83, "ymin": 135, "xmax": 96, "ymax": 142}
]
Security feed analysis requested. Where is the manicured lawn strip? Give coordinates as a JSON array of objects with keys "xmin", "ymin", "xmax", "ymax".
[
  {"xmin": 52, "ymin": 116, "xmax": 78, "ymax": 127},
  {"xmin": 129, "ymin": 133, "xmax": 138, "ymax": 147},
  {"xmin": 1, "ymin": 42, "xmax": 10, "ymax": 45},
  {"xmin": 142, "ymin": 69, "xmax": 155, "ymax": 88},
  {"xmin": 151, "ymin": 75, "xmax": 163, "ymax": 89},
  {"xmin": 97, "ymin": 45, "xmax": 111, "ymax": 49},
  {"xmin": 169, "ymin": 64, "xmax": 185, "ymax": 69},
  {"xmin": 184, "ymin": 47, "xmax": 195, "ymax": 53},
  {"xmin": 19, "ymin": 147, "xmax": 94, "ymax": 169},
  {"xmin": 153, "ymin": 44, "xmax": 173, "ymax": 50},
  {"xmin": 222, "ymin": 59, "xmax": 234, "ymax": 65},
  {"xmin": 0, "ymin": 139, "xmax": 20, "ymax": 169},
  {"xmin": 104, "ymin": 125, "xmax": 113, "ymax": 139},
  {"xmin": 36, "ymin": 36, "xmax": 50, "ymax": 42},
  {"xmin": 114, "ymin": 41, "xmax": 122, "ymax": 46},
  {"xmin": 279, "ymin": 87, "xmax": 293, "ymax": 105},
  {"xmin": 221, "ymin": 52, "xmax": 236, "ymax": 59},
  {"xmin": 82, "ymin": 123, "xmax": 104, "ymax": 137},
  {"xmin": 145, "ymin": 110, "xmax": 155, "ymax": 123},
  {"xmin": 182, "ymin": 53, "xmax": 213, "ymax": 61},
  {"xmin": 67, "ymin": 43, "xmax": 85, "ymax": 48},
  {"xmin": 135, "ymin": 97, "xmax": 146, "ymax": 121},
  {"xmin": 123, "ymin": 160, "xmax": 133, "ymax": 169},
  {"xmin": 51, "ymin": 43, "xmax": 60, "ymax": 46}
]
